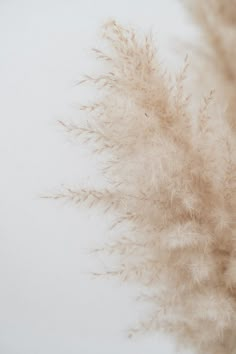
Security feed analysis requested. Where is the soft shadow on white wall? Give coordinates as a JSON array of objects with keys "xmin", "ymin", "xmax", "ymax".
[{"xmin": 0, "ymin": 1, "xmax": 193, "ymax": 353}]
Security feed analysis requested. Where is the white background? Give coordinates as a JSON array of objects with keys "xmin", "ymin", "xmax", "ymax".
[{"xmin": 0, "ymin": 1, "xmax": 194, "ymax": 353}]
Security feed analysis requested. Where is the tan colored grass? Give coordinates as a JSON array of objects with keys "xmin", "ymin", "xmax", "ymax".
[{"xmin": 57, "ymin": 19, "xmax": 236, "ymax": 354}]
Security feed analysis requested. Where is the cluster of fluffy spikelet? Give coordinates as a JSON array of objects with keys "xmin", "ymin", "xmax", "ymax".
[{"xmin": 56, "ymin": 4, "xmax": 236, "ymax": 354}]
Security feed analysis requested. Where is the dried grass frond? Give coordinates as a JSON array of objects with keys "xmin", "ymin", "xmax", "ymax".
[{"xmin": 56, "ymin": 20, "xmax": 236, "ymax": 354}]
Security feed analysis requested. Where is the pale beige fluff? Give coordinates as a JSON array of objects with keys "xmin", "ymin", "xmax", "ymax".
[
  {"xmin": 182, "ymin": 0, "xmax": 236, "ymax": 132},
  {"xmin": 56, "ymin": 19, "xmax": 236, "ymax": 354}
]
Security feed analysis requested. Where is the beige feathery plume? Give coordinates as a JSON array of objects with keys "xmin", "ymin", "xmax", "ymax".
[{"xmin": 56, "ymin": 20, "xmax": 236, "ymax": 354}]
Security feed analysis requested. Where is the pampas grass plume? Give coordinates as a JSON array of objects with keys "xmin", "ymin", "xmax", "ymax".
[{"xmin": 55, "ymin": 17, "xmax": 236, "ymax": 354}]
